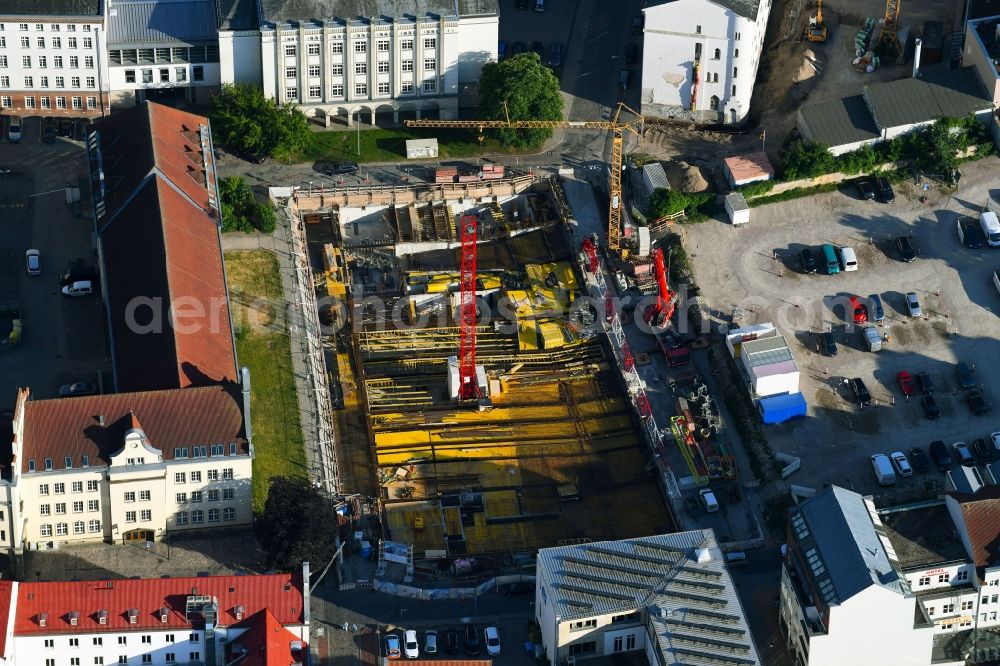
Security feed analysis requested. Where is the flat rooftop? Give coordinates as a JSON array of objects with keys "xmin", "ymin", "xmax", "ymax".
[{"xmin": 878, "ymin": 501, "xmax": 968, "ymax": 571}]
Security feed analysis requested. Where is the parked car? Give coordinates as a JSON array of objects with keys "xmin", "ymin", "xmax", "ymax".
[
  {"xmin": 958, "ymin": 218, "xmax": 985, "ymax": 248},
  {"xmin": 957, "ymin": 362, "xmax": 976, "ymax": 390},
  {"xmin": 59, "ymin": 382, "xmax": 97, "ymax": 397},
  {"xmin": 496, "ymin": 581, "xmax": 533, "ymax": 595},
  {"xmin": 547, "ymin": 41, "xmax": 563, "ymax": 67},
  {"xmin": 895, "ymin": 236, "xmax": 917, "ymax": 262},
  {"xmin": 424, "ymin": 630, "xmax": 438, "ymax": 654},
  {"xmin": 799, "ymin": 248, "xmax": 817, "ymax": 274},
  {"xmin": 62, "ymin": 280, "xmax": 94, "ymax": 296},
  {"xmin": 25, "ymin": 249, "xmax": 40, "ymax": 276},
  {"xmin": 916, "ymin": 371, "xmax": 934, "ymax": 394},
  {"xmin": 905, "ymin": 292, "xmax": 922, "ymax": 317},
  {"xmin": 625, "ymin": 42, "xmax": 638, "ymax": 64},
  {"xmin": 821, "ymin": 331, "xmax": 837, "ymax": 357},
  {"xmin": 972, "ymin": 438, "xmax": 994, "ymax": 465},
  {"xmin": 484, "ymin": 626, "xmax": 501, "ymax": 656},
  {"xmin": 699, "ymin": 487, "xmax": 720, "ymax": 512},
  {"xmin": 323, "ymin": 161, "xmax": 358, "ymax": 176},
  {"xmin": 7, "ymin": 123, "xmax": 21, "ymax": 143},
  {"xmin": 465, "ymin": 624, "xmax": 481, "ymax": 656},
  {"xmin": 849, "ymin": 378, "xmax": 872, "ymax": 408},
  {"xmin": 871, "ymin": 453, "xmax": 897, "ymax": 485},
  {"xmin": 867, "ymin": 294, "xmax": 884, "ymax": 323},
  {"xmin": 890, "ymin": 451, "xmax": 913, "ymax": 477},
  {"xmin": 896, "ymin": 371, "xmax": 915, "ymax": 396},
  {"xmin": 929, "ymin": 440, "xmax": 953, "ymax": 471},
  {"xmin": 953, "ymin": 441, "xmax": 975, "ymax": 467},
  {"xmin": 966, "ymin": 389, "xmax": 990, "ymax": 416},
  {"xmin": 920, "ymin": 395, "xmax": 941, "ymax": 419},
  {"xmin": 404, "ymin": 630, "xmax": 419, "ymax": 659},
  {"xmin": 386, "ymin": 635, "xmax": 401, "ymax": 659},
  {"xmin": 849, "ymin": 295, "xmax": 868, "ymax": 324},
  {"xmin": 856, "ymin": 179, "xmax": 875, "ymax": 200},
  {"xmin": 908, "ymin": 447, "xmax": 930, "ymax": 473},
  {"xmin": 875, "ymin": 175, "xmax": 895, "ymax": 203},
  {"xmin": 443, "ymin": 630, "xmax": 460, "ymax": 654}
]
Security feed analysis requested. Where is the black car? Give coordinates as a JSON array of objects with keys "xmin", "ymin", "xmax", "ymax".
[
  {"xmin": 875, "ymin": 176, "xmax": 895, "ymax": 203},
  {"xmin": 849, "ymin": 378, "xmax": 872, "ymax": 408},
  {"xmin": 895, "ymin": 236, "xmax": 917, "ymax": 262},
  {"xmin": 967, "ymin": 389, "xmax": 990, "ymax": 416},
  {"xmin": 916, "ymin": 372, "xmax": 934, "ymax": 394},
  {"xmin": 959, "ymin": 219, "xmax": 985, "ymax": 249},
  {"xmin": 465, "ymin": 624, "xmax": 481, "ymax": 655},
  {"xmin": 908, "ymin": 447, "xmax": 930, "ymax": 474},
  {"xmin": 856, "ymin": 179, "xmax": 875, "ymax": 200},
  {"xmin": 323, "ymin": 162, "xmax": 358, "ymax": 176},
  {"xmin": 929, "ymin": 440, "xmax": 953, "ymax": 472},
  {"xmin": 973, "ymin": 438, "xmax": 994, "ymax": 465},
  {"xmin": 444, "ymin": 630, "xmax": 461, "ymax": 654},
  {"xmin": 821, "ymin": 332, "xmax": 837, "ymax": 357},
  {"xmin": 799, "ymin": 248, "xmax": 817, "ymax": 274},
  {"xmin": 921, "ymin": 395, "xmax": 941, "ymax": 419},
  {"xmin": 625, "ymin": 43, "xmax": 638, "ymax": 64},
  {"xmin": 957, "ymin": 362, "xmax": 976, "ymax": 390},
  {"xmin": 496, "ymin": 581, "xmax": 533, "ymax": 595},
  {"xmin": 547, "ymin": 41, "xmax": 563, "ymax": 67}
]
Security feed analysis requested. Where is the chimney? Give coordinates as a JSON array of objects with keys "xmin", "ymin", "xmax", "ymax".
[{"xmin": 913, "ymin": 38, "xmax": 923, "ymax": 77}]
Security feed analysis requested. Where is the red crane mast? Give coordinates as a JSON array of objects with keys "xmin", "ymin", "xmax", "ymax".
[{"xmin": 458, "ymin": 214, "xmax": 481, "ymax": 400}]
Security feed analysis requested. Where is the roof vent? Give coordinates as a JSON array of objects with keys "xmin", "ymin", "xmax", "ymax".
[
  {"xmin": 38, "ymin": 612, "xmax": 47, "ymax": 627},
  {"xmin": 69, "ymin": 611, "xmax": 80, "ymax": 626},
  {"xmin": 160, "ymin": 607, "xmax": 169, "ymax": 623},
  {"xmin": 695, "ymin": 547, "xmax": 713, "ymax": 563},
  {"xmin": 98, "ymin": 609, "xmax": 108, "ymax": 625}
]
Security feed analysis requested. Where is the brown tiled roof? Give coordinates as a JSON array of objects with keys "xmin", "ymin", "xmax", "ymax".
[
  {"xmin": 19, "ymin": 385, "xmax": 247, "ymax": 473},
  {"xmin": 90, "ymin": 102, "xmax": 236, "ymax": 393},
  {"xmin": 952, "ymin": 486, "xmax": 1000, "ymax": 571}
]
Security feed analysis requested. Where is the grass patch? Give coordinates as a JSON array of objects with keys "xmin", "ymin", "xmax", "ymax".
[
  {"xmin": 298, "ymin": 127, "xmax": 516, "ymax": 164},
  {"xmin": 747, "ymin": 182, "xmax": 840, "ymax": 208},
  {"xmin": 224, "ymin": 250, "xmax": 307, "ymax": 512}
]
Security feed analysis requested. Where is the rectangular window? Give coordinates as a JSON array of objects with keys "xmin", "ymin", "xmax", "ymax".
[
  {"xmin": 83, "ymin": 37, "xmax": 92, "ymax": 49},
  {"xmin": 175, "ymin": 473, "xmax": 186, "ymax": 484},
  {"xmin": 141, "ymin": 657, "xmax": 151, "ymax": 665},
  {"xmin": 284, "ymin": 45, "xmax": 295, "ymax": 56},
  {"xmin": 401, "ymin": 39, "xmax": 413, "ymax": 50},
  {"xmin": 423, "ymin": 38, "xmax": 436, "ymax": 50},
  {"xmin": 54, "ymin": 56, "xmax": 63, "ymax": 67},
  {"xmin": 73, "ymin": 521, "xmax": 84, "ymax": 534},
  {"xmin": 354, "ymin": 41, "xmax": 366, "ymax": 53},
  {"xmin": 165, "ymin": 654, "xmax": 175, "ymax": 663},
  {"xmin": 87, "ymin": 480, "xmax": 98, "ymax": 491},
  {"xmin": 378, "ymin": 61, "xmax": 389, "ymax": 73},
  {"xmin": 176, "ymin": 493, "xmax": 187, "ymax": 503},
  {"xmin": 223, "ymin": 507, "xmax": 235, "ymax": 521},
  {"xmin": 378, "ymin": 40, "xmax": 389, "ymax": 52},
  {"xmin": 40, "ymin": 504, "xmax": 50, "ymax": 516},
  {"xmin": 55, "ymin": 503, "xmax": 66, "ymax": 515},
  {"xmin": 191, "ymin": 492, "xmax": 203, "ymax": 503},
  {"xmin": 355, "ymin": 82, "xmax": 367, "ymax": 95},
  {"xmin": 40, "ymin": 96, "xmax": 49, "ymax": 108},
  {"xmin": 939, "ymin": 574, "xmax": 951, "ymax": 583},
  {"xmin": 125, "ymin": 511, "xmax": 136, "ymax": 523},
  {"xmin": 308, "ymin": 65, "xmax": 320, "ymax": 77},
  {"xmin": 39, "ymin": 56, "xmax": 47, "ymax": 68},
  {"xmin": 309, "ymin": 85, "xmax": 321, "ymax": 98},
  {"xmin": 190, "ymin": 471, "xmax": 202, "ymax": 483},
  {"xmin": 39, "ymin": 76, "xmax": 48, "ymax": 87},
  {"xmin": 307, "ymin": 43, "xmax": 320, "ymax": 55},
  {"xmin": 735, "ymin": 32, "xmax": 741, "ymax": 40},
  {"xmin": 208, "ymin": 490, "xmax": 219, "ymax": 502},
  {"xmin": 72, "ymin": 501, "xmax": 83, "ymax": 513},
  {"xmin": 159, "ymin": 68, "xmax": 169, "ymax": 82},
  {"xmin": 285, "ymin": 66, "xmax": 296, "ymax": 79},
  {"xmin": 69, "ymin": 56, "xmax": 78, "ymax": 68},
  {"xmin": 56, "ymin": 523, "xmax": 68, "ymax": 536},
  {"xmin": 331, "ymin": 41, "xmax": 343, "ymax": 54},
  {"xmin": 423, "ymin": 80, "xmax": 436, "ymax": 93},
  {"xmin": 734, "ymin": 48, "xmax": 740, "ymax": 58},
  {"xmin": 175, "ymin": 66, "xmax": 188, "ymax": 83},
  {"xmin": 44, "ymin": 457, "xmax": 52, "ymax": 470},
  {"xmin": 0, "ymin": 56, "xmax": 6, "ymax": 68},
  {"xmin": 400, "ymin": 81, "xmax": 413, "ymax": 94},
  {"xmin": 176, "ymin": 512, "xmax": 188, "ymax": 525},
  {"xmin": 190, "ymin": 634, "xmax": 200, "ymax": 643},
  {"xmin": 206, "ymin": 470, "xmax": 218, "ymax": 482},
  {"xmin": 331, "ymin": 84, "xmax": 343, "ymax": 96},
  {"xmin": 88, "ymin": 520, "xmax": 101, "ymax": 532},
  {"xmin": 191, "ymin": 510, "xmax": 204, "ymax": 524},
  {"xmin": 0, "ymin": 96, "xmax": 8, "ymax": 109},
  {"xmin": 20, "ymin": 36, "xmax": 28, "ymax": 48},
  {"xmin": 39, "ymin": 484, "xmax": 49, "ymax": 495},
  {"xmin": 139, "ymin": 490, "xmax": 151, "ymax": 501},
  {"xmin": 208, "ymin": 509, "xmax": 220, "ymax": 522},
  {"xmin": 223, "ymin": 468, "xmax": 234, "ymax": 480},
  {"xmin": 52, "ymin": 37, "xmax": 61, "ymax": 48},
  {"xmin": 355, "ymin": 62, "xmax": 367, "ymax": 75},
  {"xmin": 124, "ymin": 492, "xmax": 135, "ymax": 503},
  {"xmin": 733, "ymin": 67, "xmax": 738, "ymax": 78},
  {"xmin": 87, "ymin": 500, "xmax": 98, "ymax": 512},
  {"xmin": 331, "ymin": 64, "xmax": 343, "ymax": 75},
  {"xmin": 424, "ymin": 58, "xmax": 435, "ymax": 71},
  {"xmin": 37, "ymin": 37, "xmax": 44, "ymax": 48},
  {"xmin": 140, "ymin": 510, "xmax": 151, "ymax": 521},
  {"xmin": 45, "ymin": 639, "xmax": 55, "ymax": 648},
  {"xmin": 731, "ymin": 84, "xmax": 736, "ymax": 96},
  {"xmin": 142, "ymin": 69, "xmax": 152, "ymax": 83},
  {"xmin": 377, "ymin": 81, "xmax": 389, "ymax": 95},
  {"xmin": 56, "ymin": 96, "xmax": 65, "ymax": 108},
  {"xmin": 40, "ymin": 524, "xmax": 52, "ymax": 537},
  {"xmin": 401, "ymin": 60, "xmax": 413, "ymax": 72},
  {"xmin": 72, "ymin": 481, "xmax": 83, "ymax": 493}
]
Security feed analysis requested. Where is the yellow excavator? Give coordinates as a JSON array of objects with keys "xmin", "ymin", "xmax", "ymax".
[{"xmin": 804, "ymin": 0, "xmax": 827, "ymax": 42}]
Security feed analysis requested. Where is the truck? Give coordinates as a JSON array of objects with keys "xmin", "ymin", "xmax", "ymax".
[{"xmin": 861, "ymin": 325, "xmax": 881, "ymax": 352}]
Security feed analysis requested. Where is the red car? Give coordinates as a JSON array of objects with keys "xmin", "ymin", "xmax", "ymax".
[
  {"xmin": 849, "ymin": 296, "xmax": 868, "ymax": 324},
  {"xmin": 897, "ymin": 371, "xmax": 916, "ymax": 396}
]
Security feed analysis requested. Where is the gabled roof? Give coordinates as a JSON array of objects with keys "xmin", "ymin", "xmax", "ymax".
[
  {"xmin": 19, "ymin": 385, "xmax": 247, "ymax": 473},
  {"xmin": 229, "ymin": 608, "xmax": 306, "ymax": 666},
  {"xmin": 951, "ymin": 485, "xmax": 1000, "ymax": 572},
  {"xmin": 0, "ymin": 581, "xmax": 13, "ymax": 655},
  {"xmin": 89, "ymin": 102, "xmax": 236, "ymax": 394},
  {"xmin": 723, "ymin": 151, "xmax": 775, "ymax": 183},
  {"xmin": 798, "ymin": 95, "xmax": 880, "ymax": 147},
  {"xmin": 864, "ymin": 65, "xmax": 992, "ymax": 130},
  {"xmin": 108, "ymin": 0, "xmax": 219, "ymax": 45},
  {"xmin": 645, "ymin": 0, "xmax": 763, "ymax": 21},
  {"xmin": 14, "ymin": 572, "xmax": 304, "ymax": 636},
  {"xmin": 0, "ymin": 0, "xmax": 101, "ymax": 16}
]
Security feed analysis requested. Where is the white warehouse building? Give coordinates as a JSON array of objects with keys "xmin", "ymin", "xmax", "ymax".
[
  {"xmin": 640, "ymin": 0, "xmax": 772, "ymax": 124},
  {"xmin": 256, "ymin": 0, "xmax": 499, "ymax": 127}
]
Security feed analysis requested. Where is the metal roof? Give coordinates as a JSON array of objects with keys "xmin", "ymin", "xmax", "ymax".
[
  {"xmin": 793, "ymin": 486, "xmax": 906, "ymax": 604},
  {"xmin": 538, "ymin": 530, "xmax": 760, "ymax": 665},
  {"xmin": 645, "ymin": 0, "xmax": 763, "ymax": 20},
  {"xmin": 643, "ymin": 163, "xmax": 669, "ymax": 191},
  {"xmin": 798, "ymin": 95, "xmax": 880, "ymax": 147},
  {"xmin": 108, "ymin": 0, "xmax": 219, "ymax": 44},
  {"xmin": 0, "ymin": 0, "xmax": 101, "ymax": 15},
  {"xmin": 864, "ymin": 65, "xmax": 992, "ymax": 131},
  {"xmin": 741, "ymin": 336, "xmax": 792, "ymax": 367},
  {"xmin": 216, "ymin": 0, "xmax": 258, "ymax": 29},
  {"xmin": 260, "ymin": 0, "xmax": 498, "ymax": 26}
]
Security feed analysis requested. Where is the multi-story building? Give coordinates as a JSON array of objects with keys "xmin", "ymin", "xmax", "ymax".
[
  {"xmin": 779, "ymin": 485, "xmax": 934, "ymax": 666},
  {"xmin": 9, "ymin": 381, "xmax": 253, "ymax": 550},
  {"xmin": 535, "ymin": 529, "xmax": 759, "ymax": 665},
  {"xmin": 105, "ymin": 0, "xmax": 222, "ymax": 106},
  {"xmin": 640, "ymin": 0, "xmax": 772, "ymax": 124},
  {"xmin": 0, "ymin": 565, "xmax": 308, "ymax": 665},
  {"xmin": 256, "ymin": 0, "xmax": 499, "ymax": 127},
  {"xmin": 0, "ymin": 1, "xmax": 111, "ymax": 121}
]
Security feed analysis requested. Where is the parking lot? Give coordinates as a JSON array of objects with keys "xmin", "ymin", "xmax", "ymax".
[
  {"xmin": 0, "ymin": 131, "xmax": 108, "ymax": 412},
  {"xmin": 683, "ymin": 157, "xmax": 1000, "ymax": 499},
  {"xmin": 374, "ymin": 620, "xmax": 536, "ymax": 665}
]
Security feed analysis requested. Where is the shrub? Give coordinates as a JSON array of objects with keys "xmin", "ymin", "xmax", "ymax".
[
  {"xmin": 780, "ymin": 138, "xmax": 836, "ymax": 179},
  {"xmin": 220, "ymin": 177, "xmax": 275, "ymax": 234},
  {"xmin": 738, "ymin": 180, "xmax": 775, "ymax": 198},
  {"xmin": 649, "ymin": 188, "xmax": 713, "ymax": 218}
]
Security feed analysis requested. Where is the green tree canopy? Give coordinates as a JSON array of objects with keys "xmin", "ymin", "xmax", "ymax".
[
  {"xmin": 210, "ymin": 83, "xmax": 310, "ymax": 162},
  {"xmin": 255, "ymin": 476, "xmax": 337, "ymax": 574},
  {"xmin": 219, "ymin": 176, "xmax": 276, "ymax": 234},
  {"xmin": 478, "ymin": 53, "xmax": 564, "ymax": 150}
]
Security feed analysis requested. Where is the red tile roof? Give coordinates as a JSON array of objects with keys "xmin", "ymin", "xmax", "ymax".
[
  {"xmin": 14, "ymin": 572, "xmax": 304, "ymax": 636},
  {"xmin": 723, "ymin": 151, "xmax": 776, "ymax": 184},
  {"xmin": 952, "ymin": 486, "xmax": 1000, "ymax": 571},
  {"xmin": 90, "ymin": 101, "xmax": 236, "ymax": 393},
  {"xmin": 229, "ymin": 608, "xmax": 307, "ymax": 666},
  {"xmin": 0, "ymin": 581, "xmax": 13, "ymax": 654},
  {"xmin": 19, "ymin": 385, "xmax": 247, "ymax": 473}
]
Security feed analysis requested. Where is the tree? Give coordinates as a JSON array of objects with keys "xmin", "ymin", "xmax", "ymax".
[
  {"xmin": 478, "ymin": 53, "xmax": 564, "ymax": 150},
  {"xmin": 780, "ymin": 139, "xmax": 836, "ymax": 180},
  {"xmin": 210, "ymin": 83, "xmax": 310, "ymax": 162},
  {"xmin": 219, "ymin": 176, "xmax": 278, "ymax": 234},
  {"xmin": 255, "ymin": 476, "xmax": 337, "ymax": 574},
  {"xmin": 648, "ymin": 188, "xmax": 711, "ymax": 218}
]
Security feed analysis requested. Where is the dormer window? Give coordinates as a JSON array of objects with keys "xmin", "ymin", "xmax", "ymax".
[
  {"xmin": 82, "ymin": 455, "xmax": 89, "ymax": 467},
  {"xmin": 69, "ymin": 610, "xmax": 79, "ymax": 626},
  {"xmin": 235, "ymin": 604, "xmax": 245, "ymax": 620},
  {"xmin": 176, "ymin": 448, "xmax": 188, "ymax": 459},
  {"xmin": 128, "ymin": 608, "xmax": 138, "ymax": 624},
  {"xmin": 28, "ymin": 459, "xmax": 35, "ymax": 472},
  {"xmin": 38, "ymin": 612, "xmax": 47, "ymax": 627},
  {"xmin": 229, "ymin": 443, "xmax": 237, "ymax": 455},
  {"xmin": 64, "ymin": 456, "xmax": 72, "ymax": 469},
  {"xmin": 194, "ymin": 446, "xmax": 207, "ymax": 458},
  {"xmin": 98, "ymin": 609, "xmax": 108, "ymax": 625},
  {"xmin": 210, "ymin": 444, "xmax": 224, "ymax": 457},
  {"xmin": 44, "ymin": 458, "xmax": 53, "ymax": 471},
  {"xmin": 160, "ymin": 607, "xmax": 169, "ymax": 623}
]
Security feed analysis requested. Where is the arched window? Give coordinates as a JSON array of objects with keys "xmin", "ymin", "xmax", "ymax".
[
  {"xmin": 714, "ymin": 48, "xmax": 721, "ymax": 60},
  {"xmin": 710, "ymin": 95, "xmax": 720, "ymax": 111}
]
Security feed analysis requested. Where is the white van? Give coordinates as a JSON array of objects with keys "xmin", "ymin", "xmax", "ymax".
[
  {"xmin": 839, "ymin": 246, "xmax": 858, "ymax": 272},
  {"xmin": 534, "ymin": 0, "xmax": 544, "ymax": 11},
  {"xmin": 699, "ymin": 487, "xmax": 719, "ymax": 512},
  {"xmin": 61, "ymin": 280, "xmax": 93, "ymax": 296},
  {"xmin": 980, "ymin": 211, "xmax": 1000, "ymax": 247},
  {"xmin": 871, "ymin": 454, "xmax": 897, "ymax": 486}
]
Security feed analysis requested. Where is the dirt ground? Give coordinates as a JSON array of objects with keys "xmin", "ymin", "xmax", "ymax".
[{"xmin": 639, "ymin": 0, "xmax": 963, "ymax": 170}]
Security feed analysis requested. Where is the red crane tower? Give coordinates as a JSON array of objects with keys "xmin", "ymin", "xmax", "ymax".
[
  {"xmin": 458, "ymin": 214, "xmax": 481, "ymax": 400},
  {"xmin": 644, "ymin": 247, "xmax": 677, "ymax": 328}
]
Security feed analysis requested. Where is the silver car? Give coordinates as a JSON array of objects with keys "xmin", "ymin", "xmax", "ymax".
[{"xmin": 905, "ymin": 292, "xmax": 922, "ymax": 317}]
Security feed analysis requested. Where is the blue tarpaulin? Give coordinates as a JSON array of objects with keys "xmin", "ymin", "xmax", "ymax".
[{"xmin": 759, "ymin": 392, "xmax": 807, "ymax": 424}]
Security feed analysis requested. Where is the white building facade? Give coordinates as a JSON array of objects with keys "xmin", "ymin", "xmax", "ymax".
[
  {"xmin": 0, "ymin": 6, "xmax": 111, "ymax": 120},
  {"xmin": 257, "ymin": 1, "xmax": 499, "ymax": 127},
  {"xmin": 640, "ymin": 0, "xmax": 771, "ymax": 124}
]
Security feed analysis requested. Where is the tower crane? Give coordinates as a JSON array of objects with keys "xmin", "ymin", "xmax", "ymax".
[
  {"xmin": 405, "ymin": 103, "xmax": 643, "ymax": 254},
  {"xmin": 457, "ymin": 213, "xmax": 481, "ymax": 401}
]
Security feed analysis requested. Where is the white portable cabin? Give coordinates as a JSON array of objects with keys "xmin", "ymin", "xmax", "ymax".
[{"xmin": 725, "ymin": 193, "xmax": 750, "ymax": 226}]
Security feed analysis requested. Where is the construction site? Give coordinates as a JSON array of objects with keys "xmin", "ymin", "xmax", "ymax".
[{"xmin": 297, "ymin": 172, "xmax": 675, "ymax": 570}]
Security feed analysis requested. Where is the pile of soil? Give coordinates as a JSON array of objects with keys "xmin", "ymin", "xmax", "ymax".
[{"xmin": 677, "ymin": 161, "xmax": 709, "ymax": 192}]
